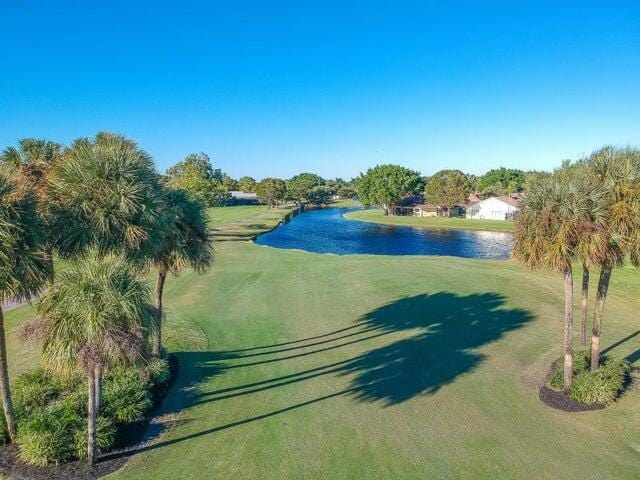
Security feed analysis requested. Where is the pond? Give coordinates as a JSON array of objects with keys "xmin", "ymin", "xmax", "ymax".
[{"xmin": 255, "ymin": 208, "xmax": 513, "ymax": 259}]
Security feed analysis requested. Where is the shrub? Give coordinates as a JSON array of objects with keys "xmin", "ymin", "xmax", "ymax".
[
  {"xmin": 103, "ymin": 368, "xmax": 152, "ymax": 423},
  {"xmin": 147, "ymin": 357, "xmax": 171, "ymax": 387},
  {"xmin": 17, "ymin": 411, "xmax": 74, "ymax": 466},
  {"xmin": 549, "ymin": 350, "xmax": 591, "ymax": 389},
  {"xmin": 568, "ymin": 359, "xmax": 631, "ymax": 405},
  {"xmin": 13, "ymin": 369, "xmax": 61, "ymax": 417},
  {"xmin": 73, "ymin": 416, "xmax": 116, "ymax": 459}
]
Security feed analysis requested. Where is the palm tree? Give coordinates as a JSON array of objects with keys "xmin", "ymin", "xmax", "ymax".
[
  {"xmin": 48, "ymin": 132, "xmax": 163, "ymax": 262},
  {"xmin": 150, "ymin": 188, "xmax": 214, "ymax": 356},
  {"xmin": 514, "ymin": 171, "xmax": 592, "ymax": 388},
  {"xmin": 582, "ymin": 146, "xmax": 640, "ymax": 369},
  {"xmin": 1, "ymin": 139, "xmax": 63, "ymax": 278},
  {"xmin": 0, "ymin": 173, "xmax": 51, "ymax": 440},
  {"xmin": 33, "ymin": 254, "xmax": 153, "ymax": 464}
]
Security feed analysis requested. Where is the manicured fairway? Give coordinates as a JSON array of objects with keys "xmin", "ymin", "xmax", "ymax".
[
  {"xmin": 346, "ymin": 208, "xmax": 516, "ymax": 233},
  {"xmin": 4, "ymin": 206, "xmax": 639, "ymax": 479}
]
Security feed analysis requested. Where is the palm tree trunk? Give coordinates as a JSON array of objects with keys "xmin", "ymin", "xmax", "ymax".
[
  {"xmin": 87, "ymin": 368, "xmax": 97, "ymax": 465},
  {"xmin": 94, "ymin": 364, "xmax": 102, "ymax": 410},
  {"xmin": 579, "ymin": 265, "xmax": 589, "ymax": 349},
  {"xmin": 563, "ymin": 267, "xmax": 574, "ymax": 388},
  {"xmin": 152, "ymin": 267, "xmax": 167, "ymax": 357},
  {"xmin": 0, "ymin": 306, "xmax": 16, "ymax": 441},
  {"xmin": 44, "ymin": 246, "xmax": 55, "ymax": 283},
  {"xmin": 590, "ymin": 266, "xmax": 612, "ymax": 370}
]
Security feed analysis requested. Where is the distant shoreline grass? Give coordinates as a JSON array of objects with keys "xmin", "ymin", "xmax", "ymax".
[{"xmin": 344, "ymin": 208, "xmax": 515, "ymax": 233}]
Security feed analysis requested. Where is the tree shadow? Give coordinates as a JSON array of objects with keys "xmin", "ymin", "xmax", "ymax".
[
  {"xmin": 340, "ymin": 292, "xmax": 533, "ymax": 405},
  {"xmin": 102, "ymin": 291, "xmax": 532, "ymax": 460}
]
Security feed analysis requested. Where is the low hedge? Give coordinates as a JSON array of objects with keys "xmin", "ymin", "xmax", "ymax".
[
  {"xmin": 548, "ymin": 350, "xmax": 631, "ymax": 405},
  {"xmin": 9, "ymin": 358, "xmax": 172, "ymax": 466}
]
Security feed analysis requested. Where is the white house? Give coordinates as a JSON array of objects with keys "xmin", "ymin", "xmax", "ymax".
[{"xmin": 465, "ymin": 195, "xmax": 521, "ymax": 221}]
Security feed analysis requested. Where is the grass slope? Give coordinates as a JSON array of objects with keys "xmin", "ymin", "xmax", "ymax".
[
  {"xmin": 3, "ymin": 206, "xmax": 639, "ymax": 479},
  {"xmin": 345, "ymin": 209, "xmax": 515, "ymax": 233}
]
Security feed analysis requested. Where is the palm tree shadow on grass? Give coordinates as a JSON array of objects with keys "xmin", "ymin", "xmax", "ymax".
[
  {"xmin": 102, "ymin": 292, "xmax": 532, "ymax": 460},
  {"xmin": 342, "ymin": 292, "xmax": 533, "ymax": 405}
]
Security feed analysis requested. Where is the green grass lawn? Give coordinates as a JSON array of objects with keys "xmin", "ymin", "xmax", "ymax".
[
  {"xmin": 4, "ymin": 206, "xmax": 639, "ymax": 479},
  {"xmin": 345, "ymin": 208, "xmax": 516, "ymax": 233}
]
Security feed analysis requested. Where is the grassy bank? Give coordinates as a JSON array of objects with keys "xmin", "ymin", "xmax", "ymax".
[
  {"xmin": 345, "ymin": 208, "xmax": 515, "ymax": 233},
  {"xmin": 3, "ymin": 206, "xmax": 638, "ymax": 479}
]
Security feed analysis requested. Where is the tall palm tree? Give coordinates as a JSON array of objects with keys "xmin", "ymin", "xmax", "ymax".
[
  {"xmin": 150, "ymin": 188, "xmax": 214, "ymax": 356},
  {"xmin": 1, "ymin": 139, "xmax": 63, "ymax": 278},
  {"xmin": 33, "ymin": 254, "xmax": 153, "ymax": 464},
  {"xmin": 582, "ymin": 146, "xmax": 640, "ymax": 369},
  {"xmin": 48, "ymin": 132, "xmax": 163, "ymax": 263},
  {"xmin": 514, "ymin": 171, "xmax": 594, "ymax": 388},
  {"xmin": 0, "ymin": 173, "xmax": 51, "ymax": 440}
]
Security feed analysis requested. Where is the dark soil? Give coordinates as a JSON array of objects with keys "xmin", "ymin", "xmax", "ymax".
[
  {"xmin": 0, "ymin": 355, "xmax": 180, "ymax": 480},
  {"xmin": 539, "ymin": 385, "xmax": 606, "ymax": 412}
]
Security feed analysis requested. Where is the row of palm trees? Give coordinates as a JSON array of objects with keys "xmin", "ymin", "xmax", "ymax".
[
  {"xmin": 514, "ymin": 146, "xmax": 640, "ymax": 388},
  {"xmin": 0, "ymin": 133, "xmax": 213, "ymax": 464}
]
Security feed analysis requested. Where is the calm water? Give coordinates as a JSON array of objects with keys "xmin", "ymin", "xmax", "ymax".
[{"xmin": 255, "ymin": 208, "xmax": 513, "ymax": 259}]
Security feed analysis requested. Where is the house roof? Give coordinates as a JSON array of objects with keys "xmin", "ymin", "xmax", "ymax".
[
  {"xmin": 230, "ymin": 191, "xmax": 258, "ymax": 199},
  {"xmin": 495, "ymin": 195, "xmax": 523, "ymax": 208}
]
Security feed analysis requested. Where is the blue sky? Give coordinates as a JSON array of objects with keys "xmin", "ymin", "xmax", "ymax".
[{"xmin": 1, "ymin": 1, "xmax": 638, "ymax": 179}]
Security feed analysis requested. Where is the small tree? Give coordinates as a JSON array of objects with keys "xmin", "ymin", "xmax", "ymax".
[
  {"xmin": 424, "ymin": 169, "xmax": 471, "ymax": 216},
  {"xmin": 307, "ymin": 185, "xmax": 333, "ymax": 205},
  {"xmin": 238, "ymin": 176, "xmax": 257, "ymax": 192},
  {"xmin": 256, "ymin": 178, "xmax": 286, "ymax": 208},
  {"xmin": 286, "ymin": 173, "xmax": 324, "ymax": 204},
  {"xmin": 0, "ymin": 173, "xmax": 51, "ymax": 440},
  {"xmin": 166, "ymin": 152, "xmax": 229, "ymax": 207},
  {"xmin": 151, "ymin": 188, "xmax": 214, "ymax": 356},
  {"xmin": 34, "ymin": 254, "xmax": 152, "ymax": 464},
  {"xmin": 356, "ymin": 165, "xmax": 421, "ymax": 216}
]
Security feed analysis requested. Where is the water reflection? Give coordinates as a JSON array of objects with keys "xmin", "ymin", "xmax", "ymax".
[{"xmin": 255, "ymin": 208, "xmax": 513, "ymax": 260}]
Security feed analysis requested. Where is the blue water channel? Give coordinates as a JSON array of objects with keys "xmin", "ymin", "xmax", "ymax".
[{"xmin": 255, "ymin": 208, "xmax": 513, "ymax": 259}]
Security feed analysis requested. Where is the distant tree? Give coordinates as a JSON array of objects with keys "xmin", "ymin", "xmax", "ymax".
[
  {"xmin": 166, "ymin": 153, "xmax": 229, "ymax": 207},
  {"xmin": 307, "ymin": 185, "xmax": 333, "ymax": 205},
  {"xmin": 256, "ymin": 178, "xmax": 286, "ymax": 208},
  {"xmin": 0, "ymin": 173, "xmax": 51, "ymax": 441},
  {"xmin": 150, "ymin": 188, "xmax": 214, "ymax": 357},
  {"xmin": 221, "ymin": 174, "xmax": 239, "ymax": 192},
  {"xmin": 336, "ymin": 184, "xmax": 357, "ymax": 199},
  {"xmin": 424, "ymin": 169, "xmax": 471, "ymax": 215},
  {"xmin": 356, "ymin": 164, "xmax": 421, "ymax": 215},
  {"xmin": 286, "ymin": 173, "xmax": 324, "ymax": 204},
  {"xmin": 478, "ymin": 168, "xmax": 525, "ymax": 196},
  {"xmin": 238, "ymin": 176, "xmax": 257, "ymax": 192}
]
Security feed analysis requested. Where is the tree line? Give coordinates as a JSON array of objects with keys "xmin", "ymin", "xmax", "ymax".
[
  {"xmin": 0, "ymin": 134, "xmax": 213, "ymax": 464},
  {"xmin": 355, "ymin": 165, "xmax": 542, "ymax": 216}
]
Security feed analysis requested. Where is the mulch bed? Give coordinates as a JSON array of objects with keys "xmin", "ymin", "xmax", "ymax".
[
  {"xmin": 0, "ymin": 355, "xmax": 180, "ymax": 480},
  {"xmin": 538, "ymin": 385, "xmax": 606, "ymax": 412}
]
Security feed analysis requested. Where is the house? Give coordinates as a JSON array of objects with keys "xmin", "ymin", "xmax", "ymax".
[
  {"xmin": 465, "ymin": 195, "xmax": 522, "ymax": 221},
  {"xmin": 413, "ymin": 203, "xmax": 466, "ymax": 217},
  {"xmin": 229, "ymin": 191, "xmax": 259, "ymax": 205}
]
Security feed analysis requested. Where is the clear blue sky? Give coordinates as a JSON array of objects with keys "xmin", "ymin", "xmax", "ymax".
[{"xmin": 1, "ymin": 1, "xmax": 638, "ymax": 180}]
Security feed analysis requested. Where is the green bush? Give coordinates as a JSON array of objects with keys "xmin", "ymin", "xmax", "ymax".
[
  {"xmin": 147, "ymin": 357, "xmax": 171, "ymax": 387},
  {"xmin": 549, "ymin": 350, "xmax": 591, "ymax": 389},
  {"xmin": 73, "ymin": 416, "xmax": 116, "ymax": 459},
  {"xmin": 13, "ymin": 369, "xmax": 62, "ymax": 417},
  {"xmin": 17, "ymin": 411, "xmax": 74, "ymax": 466},
  {"xmin": 568, "ymin": 359, "xmax": 631, "ymax": 405},
  {"xmin": 103, "ymin": 368, "xmax": 152, "ymax": 423}
]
